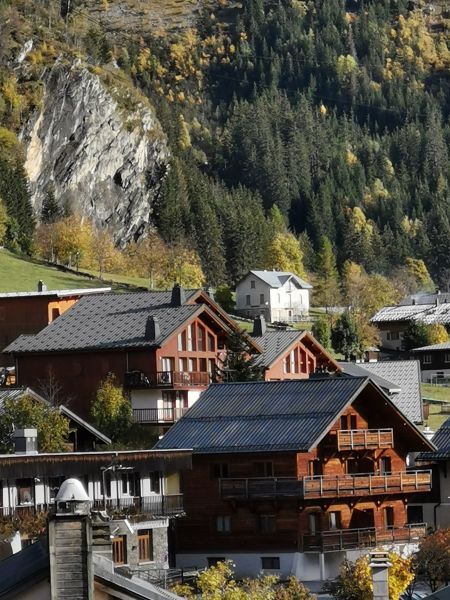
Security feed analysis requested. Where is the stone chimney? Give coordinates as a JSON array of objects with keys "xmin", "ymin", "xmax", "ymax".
[
  {"xmin": 145, "ymin": 315, "xmax": 161, "ymax": 340},
  {"xmin": 252, "ymin": 315, "xmax": 266, "ymax": 336},
  {"xmin": 49, "ymin": 478, "xmax": 93, "ymax": 600},
  {"xmin": 369, "ymin": 551, "xmax": 391, "ymax": 600},
  {"xmin": 171, "ymin": 283, "xmax": 186, "ymax": 307},
  {"xmin": 37, "ymin": 280, "xmax": 47, "ymax": 292},
  {"xmin": 13, "ymin": 428, "xmax": 38, "ymax": 455}
]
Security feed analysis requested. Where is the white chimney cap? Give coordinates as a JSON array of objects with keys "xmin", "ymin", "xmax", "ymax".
[{"xmin": 56, "ymin": 478, "xmax": 91, "ymax": 502}]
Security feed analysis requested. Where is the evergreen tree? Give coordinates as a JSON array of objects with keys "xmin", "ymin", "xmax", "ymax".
[
  {"xmin": 313, "ymin": 236, "xmax": 341, "ymax": 311},
  {"xmin": 41, "ymin": 186, "xmax": 61, "ymax": 224}
]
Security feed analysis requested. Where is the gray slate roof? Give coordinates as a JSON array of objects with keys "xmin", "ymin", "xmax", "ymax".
[
  {"xmin": 413, "ymin": 342, "xmax": 450, "ymax": 352},
  {"xmin": 371, "ymin": 302, "xmax": 450, "ymax": 325},
  {"xmin": 248, "ymin": 270, "xmax": 312, "ymax": 289},
  {"xmin": 0, "ymin": 387, "xmax": 111, "ymax": 444},
  {"xmin": 339, "ymin": 361, "xmax": 423, "ymax": 424},
  {"xmin": 4, "ymin": 290, "xmax": 203, "ymax": 354},
  {"xmin": 251, "ymin": 330, "xmax": 304, "ymax": 367},
  {"xmin": 400, "ymin": 292, "xmax": 450, "ymax": 306},
  {"xmin": 155, "ymin": 377, "xmax": 375, "ymax": 454},
  {"xmin": 417, "ymin": 416, "xmax": 450, "ymax": 461}
]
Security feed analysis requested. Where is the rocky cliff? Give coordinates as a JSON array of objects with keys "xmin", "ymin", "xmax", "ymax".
[{"xmin": 22, "ymin": 61, "xmax": 169, "ymax": 244}]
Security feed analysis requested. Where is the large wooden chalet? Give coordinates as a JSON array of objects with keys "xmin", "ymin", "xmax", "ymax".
[
  {"xmin": 155, "ymin": 377, "xmax": 434, "ymax": 581},
  {"xmin": 4, "ymin": 286, "xmax": 256, "ymax": 422}
]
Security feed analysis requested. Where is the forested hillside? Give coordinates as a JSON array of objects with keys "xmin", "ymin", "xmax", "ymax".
[{"xmin": 0, "ymin": 0, "xmax": 449, "ymax": 293}]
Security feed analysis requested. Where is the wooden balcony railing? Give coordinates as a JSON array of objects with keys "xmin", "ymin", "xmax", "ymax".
[
  {"xmin": 220, "ymin": 478, "xmax": 303, "ymax": 499},
  {"xmin": 0, "ymin": 503, "xmax": 51, "ymax": 518},
  {"xmin": 92, "ymin": 494, "xmax": 184, "ymax": 517},
  {"xmin": 133, "ymin": 407, "xmax": 189, "ymax": 424},
  {"xmin": 220, "ymin": 471, "xmax": 432, "ymax": 500},
  {"xmin": 337, "ymin": 429, "xmax": 394, "ymax": 451},
  {"xmin": 301, "ymin": 523, "xmax": 427, "ymax": 553},
  {"xmin": 303, "ymin": 470, "xmax": 432, "ymax": 499},
  {"xmin": 124, "ymin": 370, "xmax": 211, "ymax": 389}
]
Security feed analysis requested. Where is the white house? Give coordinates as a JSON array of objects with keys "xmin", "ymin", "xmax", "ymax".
[{"xmin": 235, "ymin": 270, "xmax": 312, "ymax": 323}]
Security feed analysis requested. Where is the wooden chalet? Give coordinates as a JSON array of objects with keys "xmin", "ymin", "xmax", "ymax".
[
  {"xmin": 250, "ymin": 315, "xmax": 340, "ymax": 379},
  {"xmin": 155, "ymin": 377, "xmax": 434, "ymax": 581},
  {"xmin": 412, "ymin": 341, "xmax": 450, "ymax": 383},
  {"xmin": 4, "ymin": 286, "xmax": 261, "ymax": 423}
]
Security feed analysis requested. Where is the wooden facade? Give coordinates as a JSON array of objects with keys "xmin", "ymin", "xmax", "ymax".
[{"xmin": 175, "ymin": 386, "xmax": 431, "ymax": 561}]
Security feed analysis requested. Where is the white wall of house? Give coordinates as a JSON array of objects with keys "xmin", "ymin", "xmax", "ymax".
[{"xmin": 235, "ymin": 274, "xmax": 310, "ymax": 322}]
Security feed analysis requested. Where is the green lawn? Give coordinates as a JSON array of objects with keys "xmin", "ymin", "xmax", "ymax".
[
  {"xmin": 422, "ymin": 383, "xmax": 450, "ymax": 431},
  {"xmin": 0, "ymin": 250, "xmax": 152, "ymax": 292}
]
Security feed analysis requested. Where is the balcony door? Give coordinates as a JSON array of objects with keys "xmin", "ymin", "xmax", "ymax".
[{"xmin": 349, "ymin": 508, "xmax": 374, "ymax": 529}]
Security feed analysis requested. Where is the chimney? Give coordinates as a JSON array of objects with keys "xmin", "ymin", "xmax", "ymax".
[
  {"xmin": 37, "ymin": 280, "xmax": 47, "ymax": 292},
  {"xmin": 13, "ymin": 428, "xmax": 38, "ymax": 455},
  {"xmin": 145, "ymin": 315, "xmax": 160, "ymax": 340},
  {"xmin": 369, "ymin": 551, "xmax": 391, "ymax": 600},
  {"xmin": 206, "ymin": 287, "xmax": 215, "ymax": 301},
  {"xmin": 171, "ymin": 283, "xmax": 186, "ymax": 306},
  {"xmin": 252, "ymin": 315, "xmax": 266, "ymax": 336},
  {"xmin": 49, "ymin": 478, "xmax": 93, "ymax": 599}
]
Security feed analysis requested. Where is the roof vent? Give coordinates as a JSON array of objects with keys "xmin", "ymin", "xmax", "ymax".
[
  {"xmin": 252, "ymin": 315, "xmax": 266, "ymax": 336},
  {"xmin": 145, "ymin": 315, "xmax": 160, "ymax": 340},
  {"xmin": 13, "ymin": 428, "xmax": 38, "ymax": 455},
  {"xmin": 171, "ymin": 283, "xmax": 186, "ymax": 306},
  {"xmin": 37, "ymin": 280, "xmax": 47, "ymax": 292}
]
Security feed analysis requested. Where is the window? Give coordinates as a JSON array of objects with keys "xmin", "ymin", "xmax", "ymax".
[
  {"xmin": 423, "ymin": 354, "xmax": 432, "ymax": 364},
  {"xmin": 246, "ymin": 295, "xmax": 251, "ymax": 306},
  {"xmin": 340, "ymin": 415, "xmax": 348, "ymax": 429},
  {"xmin": 49, "ymin": 476, "xmax": 65, "ymax": 502},
  {"xmin": 197, "ymin": 325, "xmax": 206, "ymax": 351},
  {"xmin": 112, "ymin": 535, "xmax": 127, "ymax": 565},
  {"xmin": 51, "ymin": 308, "xmax": 60, "ymax": 321},
  {"xmin": 387, "ymin": 331, "xmax": 400, "ymax": 341},
  {"xmin": 216, "ymin": 516, "xmax": 231, "ymax": 533},
  {"xmin": 380, "ymin": 456, "xmax": 391, "ymax": 475},
  {"xmin": 187, "ymin": 325, "xmax": 194, "ymax": 351},
  {"xmin": 350, "ymin": 414, "xmax": 357, "ymax": 430},
  {"xmin": 308, "ymin": 513, "xmax": 320, "ymax": 533},
  {"xmin": 138, "ymin": 530, "xmax": 153, "ymax": 563},
  {"xmin": 261, "ymin": 557, "xmax": 280, "ymax": 570},
  {"xmin": 284, "ymin": 356, "xmax": 290, "ymax": 374},
  {"xmin": 161, "ymin": 357, "xmax": 174, "ymax": 373},
  {"xmin": 260, "ymin": 293, "xmax": 265, "ymax": 305},
  {"xmin": 384, "ymin": 506, "xmax": 394, "ymax": 528},
  {"xmin": 407, "ymin": 505, "xmax": 424, "ymax": 524},
  {"xmin": 346, "ymin": 459, "xmax": 358, "ymax": 474},
  {"xmin": 122, "ymin": 472, "xmax": 139, "ymax": 497},
  {"xmin": 208, "ymin": 333, "xmax": 215, "ymax": 352},
  {"xmin": 329, "ymin": 511, "xmax": 341, "ymax": 530},
  {"xmin": 208, "ymin": 557, "xmax": 225, "ymax": 567},
  {"xmin": 100, "ymin": 471, "xmax": 112, "ymax": 497},
  {"xmin": 17, "ymin": 479, "xmax": 33, "ymax": 505},
  {"xmin": 445, "ymin": 353, "xmax": 450, "ymax": 364},
  {"xmin": 212, "ymin": 463, "xmax": 229, "ymax": 478},
  {"xmin": 177, "ymin": 333, "xmax": 183, "ymax": 351},
  {"xmin": 309, "ymin": 460, "xmax": 322, "ymax": 476},
  {"xmin": 250, "ymin": 280, "xmax": 256, "ymax": 289},
  {"xmin": 254, "ymin": 462, "xmax": 273, "ymax": 477},
  {"xmin": 290, "ymin": 350, "xmax": 295, "ymax": 373},
  {"xmin": 259, "ymin": 515, "xmax": 276, "ymax": 533},
  {"xmin": 150, "ymin": 472, "xmax": 161, "ymax": 494}
]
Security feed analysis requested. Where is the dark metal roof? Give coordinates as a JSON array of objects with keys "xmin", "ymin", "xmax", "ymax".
[
  {"xmin": 155, "ymin": 378, "xmax": 370, "ymax": 454},
  {"xmin": 0, "ymin": 541, "xmax": 49, "ymax": 599},
  {"xmin": 339, "ymin": 361, "xmax": 423, "ymax": 423},
  {"xmin": 4, "ymin": 290, "xmax": 207, "ymax": 354},
  {"xmin": 0, "ymin": 387, "xmax": 111, "ymax": 445},
  {"xmin": 417, "ymin": 416, "xmax": 450, "ymax": 461},
  {"xmin": 251, "ymin": 330, "xmax": 304, "ymax": 367}
]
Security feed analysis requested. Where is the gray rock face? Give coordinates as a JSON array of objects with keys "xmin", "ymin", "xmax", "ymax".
[{"xmin": 22, "ymin": 61, "xmax": 169, "ymax": 244}]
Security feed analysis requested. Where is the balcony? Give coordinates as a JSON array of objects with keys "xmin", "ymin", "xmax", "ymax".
[
  {"xmin": 133, "ymin": 407, "xmax": 189, "ymax": 424},
  {"xmin": 124, "ymin": 370, "xmax": 211, "ymax": 389},
  {"xmin": 336, "ymin": 429, "xmax": 394, "ymax": 451},
  {"xmin": 220, "ymin": 471, "xmax": 432, "ymax": 500},
  {"xmin": 302, "ymin": 523, "xmax": 427, "ymax": 553},
  {"xmin": 220, "ymin": 478, "xmax": 303, "ymax": 499},
  {"xmin": 0, "ymin": 503, "xmax": 51, "ymax": 518},
  {"xmin": 303, "ymin": 470, "xmax": 432, "ymax": 499},
  {"xmin": 92, "ymin": 494, "xmax": 184, "ymax": 518}
]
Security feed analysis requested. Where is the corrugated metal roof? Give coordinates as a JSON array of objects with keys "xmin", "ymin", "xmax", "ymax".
[
  {"xmin": 251, "ymin": 330, "xmax": 304, "ymax": 367},
  {"xmin": 155, "ymin": 377, "xmax": 367, "ymax": 453},
  {"xmin": 413, "ymin": 342, "xmax": 450, "ymax": 352},
  {"xmin": 371, "ymin": 302, "xmax": 450, "ymax": 325},
  {"xmin": 340, "ymin": 361, "xmax": 423, "ymax": 424},
  {"xmin": 249, "ymin": 270, "xmax": 312, "ymax": 289},
  {"xmin": 4, "ymin": 291, "xmax": 204, "ymax": 354},
  {"xmin": 400, "ymin": 292, "xmax": 450, "ymax": 306}
]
